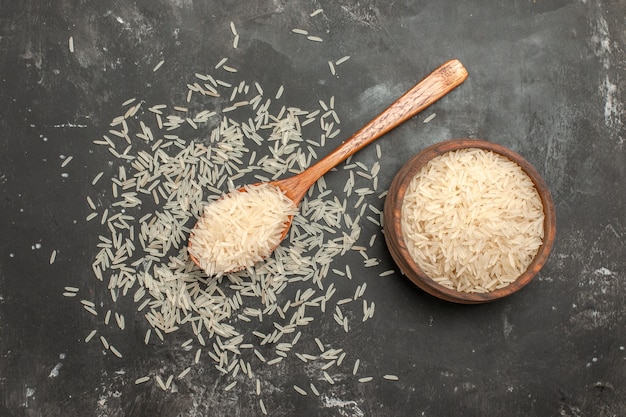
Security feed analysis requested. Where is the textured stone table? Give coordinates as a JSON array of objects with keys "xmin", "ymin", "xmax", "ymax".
[{"xmin": 1, "ymin": 1, "xmax": 624, "ymax": 416}]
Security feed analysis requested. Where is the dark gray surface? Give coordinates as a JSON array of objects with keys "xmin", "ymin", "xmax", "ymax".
[{"xmin": 1, "ymin": 1, "xmax": 625, "ymax": 416}]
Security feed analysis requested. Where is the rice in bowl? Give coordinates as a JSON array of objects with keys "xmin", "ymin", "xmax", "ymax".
[{"xmin": 400, "ymin": 147, "xmax": 545, "ymax": 293}]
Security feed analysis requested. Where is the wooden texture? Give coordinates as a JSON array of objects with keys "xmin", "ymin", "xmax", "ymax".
[{"xmin": 383, "ymin": 139, "xmax": 557, "ymax": 304}]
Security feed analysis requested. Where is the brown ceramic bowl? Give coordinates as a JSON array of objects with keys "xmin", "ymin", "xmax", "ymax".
[{"xmin": 383, "ymin": 139, "xmax": 556, "ymax": 304}]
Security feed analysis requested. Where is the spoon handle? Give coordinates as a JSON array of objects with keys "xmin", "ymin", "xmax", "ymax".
[{"xmin": 280, "ymin": 59, "xmax": 468, "ymax": 202}]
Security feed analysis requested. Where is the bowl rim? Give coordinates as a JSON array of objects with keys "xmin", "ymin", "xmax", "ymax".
[{"xmin": 383, "ymin": 139, "xmax": 557, "ymax": 304}]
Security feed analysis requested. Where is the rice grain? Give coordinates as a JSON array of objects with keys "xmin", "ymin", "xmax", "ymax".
[{"xmin": 401, "ymin": 148, "xmax": 544, "ymax": 293}]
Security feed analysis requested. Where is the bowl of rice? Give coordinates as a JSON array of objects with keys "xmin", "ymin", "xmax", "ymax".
[{"xmin": 383, "ymin": 139, "xmax": 556, "ymax": 303}]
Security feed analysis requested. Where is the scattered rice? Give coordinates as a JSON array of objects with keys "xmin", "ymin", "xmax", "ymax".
[
  {"xmin": 335, "ymin": 56, "xmax": 351, "ymax": 66},
  {"xmin": 68, "ymin": 36, "xmax": 74, "ymax": 53},
  {"xmin": 49, "ymin": 250, "xmax": 57, "ymax": 264},
  {"xmin": 323, "ymin": 371, "xmax": 334, "ymax": 384},
  {"xmin": 383, "ymin": 374, "xmax": 399, "ymax": 381},
  {"xmin": 358, "ymin": 376, "xmax": 373, "ymax": 383},
  {"xmin": 153, "ymin": 60, "xmax": 165, "ymax": 72},
  {"xmin": 83, "ymin": 305, "xmax": 98, "ymax": 316},
  {"xmin": 115, "ymin": 312, "xmax": 125, "ymax": 330},
  {"xmin": 401, "ymin": 148, "xmax": 544, "ymax": 293},
  {"xmin": 156, "ymin": 375, "xmax": 167, "ymax": 391},
  {"xmin": 328, "ymin": 61, "xmax": 336, "ymax": 76},
  {"xmin": 310, "ymin": 8, "xmax": 323, "ymax": 17},
  {"xmin": 215, "ymin": 57, "xmax": 228, "ymax": 69},
  {"xmin": 306, "ymin": 35, "xmax": 323, "ymax": 42},
  {"xmin": 293, "ymin": 385, "xmax": 307, "ymax": 395},
  {"xmin": 267, "ymin": 357, "xmax": 283, "ymax": 366},
  {"xmin": 91, "ymin": 172, "xmax": 104, "ymax": 185},
  {"xmin": 84, "ymin": 330, "xmax": 97, "ymax": 343},
  {"xmin": 110, "ymin": 345, "xmax": 123, "ymax": 358},
  {"xmin": 99, "ymin": 336, "xmax": 109, "ymax": 349},
  {"xmin": 422, "ymin": 113, "xmax": 436, "ymax": 123},
  {"xmin": 73, "ymin": 56, "xmax": 403, "ymax": 413},
  {"xmin": 275, "ymin": 85, "xmax": 284, "ymax": 99},
  {"xmin": 61, "ymin": 156, "xmax": 73, "ymax": 167},
  {"xmin": 135, "ymin": 376, "xmax": 150, "ymax": 384}
]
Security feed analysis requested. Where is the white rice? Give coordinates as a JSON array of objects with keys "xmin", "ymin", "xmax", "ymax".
[
  {"xmin": 135, "ymin": 376, "xmax": 150, "ymax": 384},
  {"xmin": 84, "ymin": 330, "xmax": 97, "ymax": 343},
  {"xmin": 91, "ymin": 172, "xmax": 104, "ymax": 185},
  {"xmin": 99, "ymin": 336, "xmax": 109, "ymax": 349},
  {"xmin": 328, "ymin": 61, "xmax": 336, "ymax": 76},
  {"xmin": 401, "ymin": 148, "xmax": 544, "ymax": 293},
  {"xmin": 75, "ymin": 56, "xmax": 402, "ymax": 410},
  {"xmin": 293, "ymin": 385, "xmax": 307, "ymax": 395},
  {"xmin": 335, "ymin": 56, "xmax": 351, "ymax": 66},
  {"xmin": 188, "ymin": 183, "xmax": 297, "ymax": 276},
  {"xmin": 110, "ymin": 345, "xmax": 123, "ymax": 358},
  {"xmin": 352, "ymin": 359, "xmax": 360, "ymax": 375},
  {"xmin": 323, "ymin": 371, "xmax": 334, "ymax": 384},
  {"xmin": 152, "ymin": 60, "xmax": 165, "ymax": 72},
  {"xmin": 178, "ymin": 367, "xmax": 191, "ymax": 379},
  {"xmin": 83, "ymin": 305, "xmax": 98, "ymax": 316},
  {"xmin": 215, "ymin": 57, "xmax": 228, "ymax": 69},
  {"xmin": 156, "ymin": 375, "xmax": 166, "ymax": 390},
  {"xmin": 422, "ymin": 113, "xmax": 436, "ymax": 123},
  {"xmin": 60, "ymin": 156, "xmax": 73, "ymax": 167}
]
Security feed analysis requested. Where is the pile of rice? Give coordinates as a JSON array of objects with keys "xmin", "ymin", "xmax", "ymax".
[
  {"xmin": 401, "ymin": 147, "xmax": 544, "ymax": 293},
  {"xmin": 188, "ymin": 183, "xmax": 298, "ymax": 276}
]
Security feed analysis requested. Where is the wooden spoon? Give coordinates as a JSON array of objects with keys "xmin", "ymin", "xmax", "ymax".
[{"xmin": 189, "ymin": 59, "xmax": 469, "ymax": 272}]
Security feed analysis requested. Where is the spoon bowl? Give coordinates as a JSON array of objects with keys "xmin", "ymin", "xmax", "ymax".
[{"xmin": 189, "ymin": 59, "xmax": 469, "ymax": 274}]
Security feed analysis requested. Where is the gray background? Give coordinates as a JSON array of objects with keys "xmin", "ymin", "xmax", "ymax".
[{"xmin": 1, "ymin": 0, "xmax": 624, "ymax": 416}]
